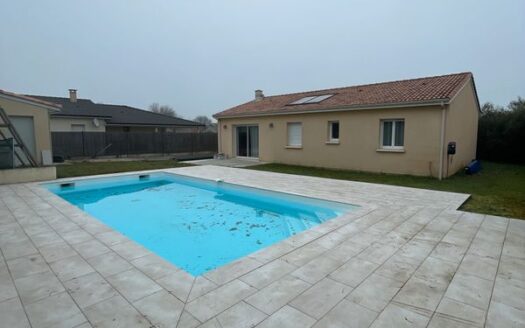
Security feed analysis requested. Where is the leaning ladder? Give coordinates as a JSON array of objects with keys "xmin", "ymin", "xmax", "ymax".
[{"xmin": 0, "ymin": 106, "xmax": 38, "ymax": 167}]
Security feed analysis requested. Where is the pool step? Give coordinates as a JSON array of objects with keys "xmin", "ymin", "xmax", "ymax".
[{"xmin": 283, "ymin": 215, "xmax": 315, "ymax": 236}]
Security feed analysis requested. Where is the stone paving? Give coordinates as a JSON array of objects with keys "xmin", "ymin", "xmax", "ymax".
[
  {"xmin": 0, "ymin": 165, "xmax": 523, "ymax": 328},
  {"xmin": 185, "ymin": 158, "xmax": 265, "ymax": 168}
]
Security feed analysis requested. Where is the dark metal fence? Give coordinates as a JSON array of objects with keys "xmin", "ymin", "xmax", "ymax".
[{"xmin": 52, "ymin": 131, "xmax": 218, "ymax": 159}]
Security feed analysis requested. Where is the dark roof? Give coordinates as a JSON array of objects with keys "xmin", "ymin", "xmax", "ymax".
[
  {"xmin": 0, "ymin": 89, "xmax": 61, "ymax": 110},
  {"xmin": 28, "ymin": 95, "xmax": 203, "ymax": 127},
  {"xmin": 214, "ymin": 72, "xmax": 473, "ymax": 118}
]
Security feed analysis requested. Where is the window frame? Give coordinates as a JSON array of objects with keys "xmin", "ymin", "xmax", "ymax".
[
  {"xmin": 380, "ymin": 119, "xmax": 405, "ymax": 150},
  {"xmin": 287, "ymin": 94, "xmax": 335, "ymax": 106},
  {"xmin": 286, "ymin": 122, "xmax": 303, "ymax": 148},
  {"xmin": 327, "ymin": 121, "xmax": 340, "ymax": 144},
  {"xmin": 71, "ymin": 124, "xmax": 86, "ymax": 132}
]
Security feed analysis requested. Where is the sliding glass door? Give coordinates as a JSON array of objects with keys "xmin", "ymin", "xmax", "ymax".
[{"xmin": 236, "ymin": 125, "xmax": 259, "ymax": 158}]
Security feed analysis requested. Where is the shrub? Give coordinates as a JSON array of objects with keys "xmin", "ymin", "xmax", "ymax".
[{"xmin": 477, "ymin": 97, "xmax": 525, "ymax": 164}]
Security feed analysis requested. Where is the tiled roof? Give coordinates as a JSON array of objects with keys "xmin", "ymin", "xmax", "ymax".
[
  {"xmin": 0, "ymin": 89, "xmax": 62, "ymax": 110},
  {"xmin": 28, "ymin": 95, "xmax": 204, "ymax": 127},
  {"xmin": 214, "ymin": 72, "xmax": 473, "ymax": 118}
]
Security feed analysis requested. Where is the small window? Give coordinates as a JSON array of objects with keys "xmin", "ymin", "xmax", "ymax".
[
  {"xmin": 380, "ymin": 119, "xmax": 404, "ymax": 149},
  {"xmin": 304, "ymin": 94, "xmax": 334, "ymax": 104},
  {"xmin": 287, "ymin": 122, "xmax": 302, "ymax": 147},
  {"xmin": 71, "ymin": 124, "xmax": 85, "ymax": 132},
  {"xmin": 328, "ymin": 121, "xmax": 339, "ymax": 143},
  {"xmin": 288, "ymin": 96, "xmax": 317, "ymax": 105},
  {"xmin": 287, "ymin": 94, "xmax": 334, "ymax": 105}
]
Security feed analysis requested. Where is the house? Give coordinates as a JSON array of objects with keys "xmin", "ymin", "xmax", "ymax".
[
  {"xmin": 28, "ymin": 90, "xmax": 204, "ymax": 133},
  {"xmin": 214, "ymin": 72, "xmax": 480, "ymax": 179},
  {"xmin": 0, "ymin": 89, "xmax": 59, "ymax": 183}
]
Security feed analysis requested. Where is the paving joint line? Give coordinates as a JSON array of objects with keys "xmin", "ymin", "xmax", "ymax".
[
  {"xmin": 367, "ymin": 207, "xmax": 465, "ymax": 326},
  {"xmin": 15, "ymin": 183, "xmax": 158, "ymax": 328},
  {"xmin": 483, "ymin": 216, "xmax": 511, "ymax": 326},
  {"xmin": 424, "ymin": 213, "xmax": 489, "ymax": 327}
]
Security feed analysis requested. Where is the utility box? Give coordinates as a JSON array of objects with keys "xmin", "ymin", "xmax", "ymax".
[{"xmin": 447, "ymin": 141, "xmax": 456, "ymax": 155}]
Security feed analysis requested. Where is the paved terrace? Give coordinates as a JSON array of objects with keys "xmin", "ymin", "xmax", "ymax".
[{"xmin": 0, "ymin": 165, "xmax": 523, "ymax": 328}]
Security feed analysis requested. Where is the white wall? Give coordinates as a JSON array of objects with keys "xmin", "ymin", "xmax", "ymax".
[{"xmin": 50, "ymin": 117, "xmax": 106, "ymax": 132}]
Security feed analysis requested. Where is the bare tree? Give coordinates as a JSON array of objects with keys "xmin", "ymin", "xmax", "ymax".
[
  {"xmin": 194, "ymin": 115, "xmax": 217, "ymax": 132},
  {"xmin": 194, "ymin": 115, "xmax": 213, "ymax": 125},
  {"xmin": 149, "ymin": 103, "xmax": 178, "ymax": 117}
]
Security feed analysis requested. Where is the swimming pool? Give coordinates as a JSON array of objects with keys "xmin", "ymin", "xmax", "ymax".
[{"xmin": 45, "ymin": 173, "xmax": 357, "ymax": 275}]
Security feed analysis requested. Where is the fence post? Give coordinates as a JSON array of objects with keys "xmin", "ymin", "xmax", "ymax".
[
  {"xmin": 191, "ymin": 131, "xmax": 194, "ymax": 156},
  {"xmin": 162, "ymin": 131, "xmax": 166, "ymax": 155},
  {"xmin": 81, "ymin": 131, "xmax": 85, "ymax": 157}
]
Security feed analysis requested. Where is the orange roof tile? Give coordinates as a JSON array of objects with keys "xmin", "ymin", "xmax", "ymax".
[{"xmin": 214, "ymin": 72, "xmax": 472, "ymax": 118}]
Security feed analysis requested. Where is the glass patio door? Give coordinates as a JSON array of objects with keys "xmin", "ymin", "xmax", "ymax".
[{"xmin": 236, "ymin": 125, "xmax": 259, "ymax": 158}]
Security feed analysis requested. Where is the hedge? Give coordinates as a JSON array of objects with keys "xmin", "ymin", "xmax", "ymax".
[{"xmin": 477, "ymin": 97, "xmax": 525, "ymax": 164}]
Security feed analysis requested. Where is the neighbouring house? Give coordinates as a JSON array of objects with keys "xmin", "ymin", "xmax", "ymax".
[
  {"xmin": 28, "ymin": 89, "xmax": 204, "ymax": 133},
  {"xmin": 202, "ymin": 123, "xmax": 218, "ymax": 133},
  {"xmin": 0, "ymin": 89, "xmax": 59, "ymax": 183},
  {"xmin": 214, "ymin": 72, "xmax": 480, "ymax": 179}
]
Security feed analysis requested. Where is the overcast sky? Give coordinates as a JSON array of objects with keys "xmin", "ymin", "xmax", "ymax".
[{"xmin": 1, "ymin": 1, "xmax": 523, "ymax": 119}]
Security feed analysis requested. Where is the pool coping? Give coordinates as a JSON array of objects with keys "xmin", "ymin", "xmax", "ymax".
[{"xmin": 2, "ymin": 165, "xmax": 521, "ymax": 328}]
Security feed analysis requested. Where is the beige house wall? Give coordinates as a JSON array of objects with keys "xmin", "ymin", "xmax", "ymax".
[
  {"xmin": 218, "ymin": 105, "xmax": 446, "ymax": 177},
  {"xmin": 107, "ymin": 126, "xmax": 157, "ymax": 133},
  {"xmin": 50, "ymin": 117, "xmax": 106, "ymax": 132},
  {"xmin": 0, "ymin": 97, "xmax": 53, "ymax": 165},
  {"xmin": 174, "ymin": 126, "xmax": 204, "ymax": 133},
  {"xmin": 444, "ymin": 80, "xmax": 479, "ymax": 177},
  {"xmin": 106, "ymin": 126, "xmax": 202, "ymax": 133},
  {"xmin": 51, "ymin": 121, "xmax": 200, "ymax": 133},
  {"xmin": 0, "ymin": 166, "xmax": 56, "ymax": 184},
  {"xmin": 217, "ymin": 77, "xmax": 480, "ymax": 178}
]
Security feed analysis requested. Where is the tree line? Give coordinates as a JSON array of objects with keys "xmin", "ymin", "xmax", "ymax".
[
  {"xmin": 149, "ymin": 103, "xmax": 216, "ymax": 130},
  {"xmin": 478, "ymin": 97, "xmax": 525, "ymax": 164}
]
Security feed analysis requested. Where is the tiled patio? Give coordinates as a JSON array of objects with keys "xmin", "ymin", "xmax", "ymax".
[
  {"xmin": 185, "ymin": 158, "xmax": 265, "ymax": 168},
  {"xmin": 0, "ymin": 165, "xmax": 523, "ymax": 328}
]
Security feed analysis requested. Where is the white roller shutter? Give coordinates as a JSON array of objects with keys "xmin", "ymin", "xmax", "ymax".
[{"xmin": 287, "ymin": 123, "xmax": 302, "ymax": 147}]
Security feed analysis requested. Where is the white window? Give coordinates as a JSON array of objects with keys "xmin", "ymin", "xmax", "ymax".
[
  {"xmin": 328, "ymin": 121, "xmax": 339, "ymax": 143},
  {"xmin": 380, "ymin": 119, "xmax": 404, "ymax": 149},
  {"xmin": 287, "ymin": 122, "xmax": 302, "ymax": 147}
]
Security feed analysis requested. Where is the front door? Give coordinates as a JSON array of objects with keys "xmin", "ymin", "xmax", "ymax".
[{"xmin": 236, "ymin": 125, "xmax": 259, "ymax": 158}]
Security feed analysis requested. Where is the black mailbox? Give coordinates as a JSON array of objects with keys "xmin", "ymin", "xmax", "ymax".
[{"xmin": 447, "ymin": 142, "xmax": 456, "ymax": 155}]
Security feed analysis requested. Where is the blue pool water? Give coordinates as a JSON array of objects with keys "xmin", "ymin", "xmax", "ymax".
[{"xmin": 45, "ymin": 173, "xmax": 357, "ymax": 275}]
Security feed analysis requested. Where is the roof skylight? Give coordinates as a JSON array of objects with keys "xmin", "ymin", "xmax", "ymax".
[
  {"xmin": 288, "ymin": 96, "xmax": 318, "ymax": 105},
  {"xmin": 287, "ymin": 94, "xmax": 334, "ymax": 105}
]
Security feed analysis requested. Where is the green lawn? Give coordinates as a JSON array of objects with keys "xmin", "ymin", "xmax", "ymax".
[
  {"xmin": 248, "ymin": 162, "xmax": 525, "ymax": 219},
  {"xmin": 56, "ymin": 160, "xmax": 192, "ymax": 179},
  {"xmin": 56, "ymin": 160, "xmax": 524, "ymax": 219}
]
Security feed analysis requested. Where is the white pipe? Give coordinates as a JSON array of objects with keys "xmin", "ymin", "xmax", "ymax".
[
  {"xmin": 217, "ymin": 119, "xmax": 222, "ymax": 154},
  {"xmin": 438, "ymin": 103, "xmax": 446, "ymax": 180}
]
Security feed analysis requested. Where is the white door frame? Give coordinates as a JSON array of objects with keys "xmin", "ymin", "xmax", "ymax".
[{"xmin": 233, "ymin": 124, "xmax": 259, "ymax": 159}]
